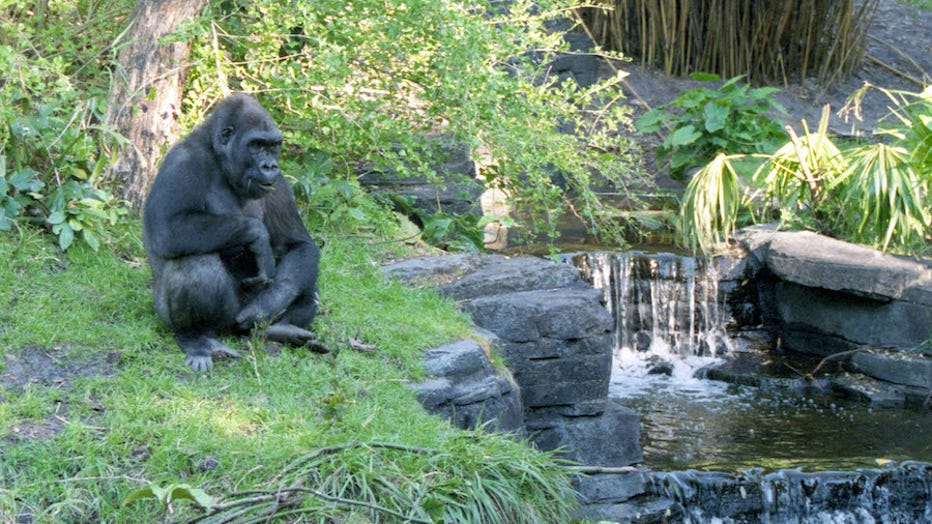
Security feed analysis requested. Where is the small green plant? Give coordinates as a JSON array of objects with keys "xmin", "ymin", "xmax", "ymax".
[
  {"xmin": 389, "ymin": 194, "xmax": 486, "ymax": 252},
  {"xmin": 123, "ymin": 483, "xmax": 213, "ymax": 521},
  {"xmin": 636, "ymin": 74, "xmax": 787, "ymax": 181}
]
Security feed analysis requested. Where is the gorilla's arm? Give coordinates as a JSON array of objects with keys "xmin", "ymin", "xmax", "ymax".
[
  {"xmin": 143, "ymin": 145, "xmax": 275, "ymax": 281},
  {"xmin": 235, "ymin": 176, "xmax": 319, "ymax": 328}
]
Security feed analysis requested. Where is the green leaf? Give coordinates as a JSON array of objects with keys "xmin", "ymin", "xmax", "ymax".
[
  {"xmin": 167, "ymin": 485, "xmax": 213, "ymax": 509},
  {"xmin": 689, "ymin": 72, "xmax": 720, "ymax": 82},
  {"xmin": 83, "ymin": 230, "xmax": 100, "ymax": 251},
  {"xmin": 123, "ymin": 485, "xmax": 166, "ymax": 506},
  {"xmin": 47, "ymin": 210, "xmax": 66, "ymax": 225},
  {"xmin": 704, "ymin": 103, "xmax": 729, "ymax": 132},
  {"xmin": 347, "ymin": 207, "xmax": 366, "ymax": 221},
  {"xmin": 58, "ymin": 223, "xmax": 74, "ymax": 251},
  {"xmin": 634, "ymin": 109, "xmax": 668, "ymax": 133},
  {"xmin": 669, "ymin": 125, "xmax": 702, "ymax": 147}
]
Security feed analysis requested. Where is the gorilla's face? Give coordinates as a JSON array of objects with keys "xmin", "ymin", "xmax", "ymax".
[
  {"xmin": 235, "ymin": 132, "xmax": 283, "ymax": 199},
  {"xmin": 211, "ymin": 96, "xmax": 285, "ymax": 200}
]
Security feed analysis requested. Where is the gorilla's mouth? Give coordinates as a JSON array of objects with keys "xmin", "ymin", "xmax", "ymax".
[{"xmin": 245, "ymin": 179, "xmax": 275, "ymax": 194}]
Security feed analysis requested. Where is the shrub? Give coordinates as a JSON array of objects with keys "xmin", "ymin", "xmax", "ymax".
[
  {"xmin": 677, "ymin": 85, "xmax": 931, "ymax": 255},
  {"xmin": 175, "ymin": 0, "xmax": 645, "ymax": 246},
  {"xmin": 636, "ymin": 74, "xmax": 787, "ymax": 181},
  {"xmin": 0, "ymin": 1, "xmax": 131, "ymax": 250}
]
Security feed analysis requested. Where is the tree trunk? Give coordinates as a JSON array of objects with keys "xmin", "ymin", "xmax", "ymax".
[{"xmin": 105, "ymin": 0, "xmax": 209, "ymax": 210}]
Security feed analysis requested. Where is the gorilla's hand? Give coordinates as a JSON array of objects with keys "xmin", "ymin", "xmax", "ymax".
[{"xmin": 235, "ymin": 284, "xmax": 294, "ymax": 329}]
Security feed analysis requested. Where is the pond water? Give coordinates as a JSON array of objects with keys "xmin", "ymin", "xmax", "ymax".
[
  {"xmin": 611, "ymin": 345, "xmax": 932, "ymax": 473},
  {"xmin": 571, "ymin": 250, "xmax": 932, "ymax": 474}
]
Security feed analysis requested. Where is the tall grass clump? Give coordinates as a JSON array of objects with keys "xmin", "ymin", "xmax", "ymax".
[{"xmin": 580, "ymin": 0, "xmax": 878, "ymax": 86}]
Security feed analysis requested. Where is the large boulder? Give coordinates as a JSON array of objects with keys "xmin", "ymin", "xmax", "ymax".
[
  {"xmin": 737, "ymin": 228, "xmax": 932, "ymax": 355},
  {"xmin": 385, "ymin": 253, "xmax": 643, "ymax": 469}
]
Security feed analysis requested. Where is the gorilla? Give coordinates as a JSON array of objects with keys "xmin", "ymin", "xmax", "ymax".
[{"xmin": 143, "ymin": 93, "xmax": 323, "ymax": 371}]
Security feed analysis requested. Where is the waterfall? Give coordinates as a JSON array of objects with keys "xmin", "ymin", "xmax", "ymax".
[
  {"xmin": 569, "ymin": 250, "xmax": 736, "ymax": 395},
  {"xmin": 652, "ymin": 462, "xmax": 932, "ymax": 523},
  {"xmin": 574, "ymin": 251, "xmax": 731, "ymax": 356}
]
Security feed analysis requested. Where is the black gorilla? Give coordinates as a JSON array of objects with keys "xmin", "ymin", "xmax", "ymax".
[{"xmin": 143, "ymin": 93, "xmax": 323, "ymax": 371}]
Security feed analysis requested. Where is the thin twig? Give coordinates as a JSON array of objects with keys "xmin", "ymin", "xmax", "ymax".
[
  {"xmin": 865, "ymin": 55, "xmax": 926, "ymax": 87},
  {"xmin": 567, "ymin": 465, "xmax": 641, "ymax": 474},
  {"xmin": 866, "ymin": 35, "xmax": 928, "ymax": 78},
  {"xmin": 810, "ymin": 348, "xmax": 868, "ymax": 377}
]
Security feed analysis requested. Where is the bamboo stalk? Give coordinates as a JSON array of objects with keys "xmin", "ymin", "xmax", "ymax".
[{"xmin": 579, "ymin": 0, "xmax": 876, "ymax": 85}]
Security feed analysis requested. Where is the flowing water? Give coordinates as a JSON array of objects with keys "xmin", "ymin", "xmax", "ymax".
[{"xmin": 571, "ymin": 251, "xmax": 932, "ymax": 474}]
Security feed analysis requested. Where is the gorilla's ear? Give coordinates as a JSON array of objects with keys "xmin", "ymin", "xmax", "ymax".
[{"xmin": 219, "ymin": 126, "xmax": 235, "ymax": 146}]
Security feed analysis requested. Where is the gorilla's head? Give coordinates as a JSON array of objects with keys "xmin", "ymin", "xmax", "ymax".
[{"xmin": 207, "ymin": 94, "xmax": 285, "ymax": 199}]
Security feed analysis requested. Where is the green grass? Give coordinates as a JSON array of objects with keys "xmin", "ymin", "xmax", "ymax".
[
  {"xmin": 0, "ymin": 223, "xmax": 578, "ymax": 523},
  {"xmin": 904, "ymin": 0, "xmax": 931, "ymax": 10}
]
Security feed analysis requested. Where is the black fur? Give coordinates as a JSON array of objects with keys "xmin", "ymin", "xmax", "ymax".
[{"xmin": 143, "ymin": 94, "xmax": 321, "ymax": 371}]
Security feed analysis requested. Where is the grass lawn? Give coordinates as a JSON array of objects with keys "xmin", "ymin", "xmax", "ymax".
[{"xmin": 0, "ymin": 223, "xmax": 577, "ymax": 523}]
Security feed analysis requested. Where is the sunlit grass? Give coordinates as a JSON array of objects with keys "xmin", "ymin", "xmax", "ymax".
[{"xmin": 0, "ymin": 223, "xmax": 574, "ymax": 522}]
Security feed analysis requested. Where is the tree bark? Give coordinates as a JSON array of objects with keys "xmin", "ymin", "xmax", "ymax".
[{"xmin": 105, "ymin": 0, "xmax": 209, "ymax": 210}]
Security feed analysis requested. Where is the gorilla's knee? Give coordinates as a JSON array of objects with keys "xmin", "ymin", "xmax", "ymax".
[{"xmin": 154, "ymin": 255, "xmax": 239, "ymax": 332}]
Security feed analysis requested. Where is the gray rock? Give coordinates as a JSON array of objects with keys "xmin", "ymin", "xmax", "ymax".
[
  {"xmin": 774, "ymin": 281, "xmax": 931, "ymax": 355},
  {"xmin": 464, "ymin": 287, "xmax": 612, "ymax": 342},
  {"xmin": 583, "ymin": 497, "xmax": 683, "ymax": 524},
  {"xmin": 382, "ymin": 253, "xmax": 501, "ymax": 286},
  {"xmin": 393, "ymin": 253, "xmax": 641, "ymax": 469},
  {"xmin": 832, "ymin": 372, "xmax": 907, "ymax": 406},
  {"xmin": 573, "ymin": 469, "xmax": 651, "ymax": 504},
  {"xmin": 437, "ymin": 256, "xmax": 584, "ymax": 301},
  {"xmin": 413, "ymin": 338, "xmax": 524, "ymax": 434},
  {"xmin": 739, "ymin": 228, "xmax": 932, "ymax": 303},
  {"xmin": 850, "ymin": 349, "xmax": 932, "ymax": 389},
  {"xmin": 527, "ymin": 402, "xmax": 643, "ymax": 467}
]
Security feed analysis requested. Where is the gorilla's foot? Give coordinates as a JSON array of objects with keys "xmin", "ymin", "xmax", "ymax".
[
  {"xmin": 177, "ymin": 334, "xmax": 241, "ymax": 371},
  {"xmin": 264, "ymin": 323, "xmax": 330, "ymax": 354}
]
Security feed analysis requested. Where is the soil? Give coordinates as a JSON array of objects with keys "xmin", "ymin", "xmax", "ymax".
[
  {"xmin": 1, "ymin": 346, "xmax": 119, "ymax": 442},
  {"xmin": 615, "ymin": 0, "xmax": 931, "ymax": 189}
]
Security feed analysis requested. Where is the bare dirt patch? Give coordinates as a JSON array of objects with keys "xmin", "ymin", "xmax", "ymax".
[{"xmin": 1, "ymin": 346, "xmax": 120, "ymax": 442}]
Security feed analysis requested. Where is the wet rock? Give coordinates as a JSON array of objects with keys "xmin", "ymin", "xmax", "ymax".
[
  {"xmin": 585, "ymin": 496, "xmax": 683, "ymax": 524},
  {"xmin": 832, "ymin": 372, "xmax": 913, "ymax": 407},
  {"xmin": 624, "ymin": 462, "xmax": 932, "ymax": 523},
  {"xmin": 645, "ymin": 356, "xmax": 673, "ymax": 376},
  {"xmin": 573, "ymin": 468, "xmax": 651, "ymax": 504},
  {"xmin": 635, "ymin": 330, "xmax": 652, "ymax": 352},
  {"xmin": 528, "ymin": 402, "xmax": 643, "ymax": 467}
]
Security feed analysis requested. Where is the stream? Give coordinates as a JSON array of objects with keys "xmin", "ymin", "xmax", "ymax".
[{"xmin": 569, "ymin": 249, "xmax": 932, "ymax": 522}]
